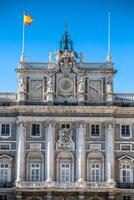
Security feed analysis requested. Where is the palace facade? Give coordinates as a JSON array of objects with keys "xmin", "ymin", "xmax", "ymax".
[{"xmin": 0, "ymin": 29, "xmax": 134, "ymax": 200}]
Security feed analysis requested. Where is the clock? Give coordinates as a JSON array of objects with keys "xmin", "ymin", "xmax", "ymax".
[{"xmin": 59, "ymin": 78, "xmax": 73, "ymax": 93}]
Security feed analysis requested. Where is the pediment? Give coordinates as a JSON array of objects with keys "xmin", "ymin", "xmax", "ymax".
[
  {"xmin": 118, "ymin": 155, "xmax": 134, "ymax": 161},
  {"xmin": 0, "ymin": 154, "xmax": 13, "ymax": 160}
]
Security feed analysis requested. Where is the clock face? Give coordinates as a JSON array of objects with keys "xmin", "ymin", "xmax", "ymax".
[{"xmin": 59, "ymin": 78, "xmax": 73, "ymax": 93}]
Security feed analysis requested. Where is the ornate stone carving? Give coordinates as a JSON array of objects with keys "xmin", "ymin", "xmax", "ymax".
[
  {"xmin": 16, "ymin": 120, "xmax": 27, "ymax": 128},
  {"xmin": 106, "ymin": 77, "xmax": 113, "ymax": 94},
  {"xmin": 49, "ymin": 52, "xmax": 53, "ymax": 63},
  {"xmin": 30, "ymin": 143, "xmax": 41, "ymax": 150},
  {"xmin": 78, "ymin": 78, "xmax": 84, "ymax": 93},
  {"xmin": 90, "ymin": 144, "xmax": 101, "ymax": 151},
  {"xmin": 47, "ymin": 77, "xmax": 54, "ymax": 93},
  {"xmin": 18, "ymin": 76, "xmax": 25, "ymax": 93},
  {"xmin": 56, "ymin": 128, "xmax": 75, "ymax": 150}
]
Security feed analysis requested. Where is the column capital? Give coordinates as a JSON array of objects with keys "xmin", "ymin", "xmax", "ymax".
[
  {"xmin": 105, "ymin": 122, "xmax": 115, "ymax": 128},
  {"xmin": 76, "ymin": 121, "xmax": 87, "ymax": 128},
  {"xmin": 45, "ymin": 120, "xmax": 56, "ymax": 128},
  {"xmin": 16, "ymin": 120, "xmax": 27, "ymax": 128}
]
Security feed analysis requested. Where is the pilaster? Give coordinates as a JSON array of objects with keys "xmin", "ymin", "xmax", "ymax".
[
  {"xmin": 76, "ymin": 122, "xmax": 86, "ymax": 182},
  {"xmin": 16, "ymin": 120, "xmax": 26, "ymax": 184},
  {"xmin": 105, "ymin": 123, "xmax": 115, "ymax": 183},
  {"xmin": 45, "ymin": 121, "xmax": 55, "ymax": 182}
]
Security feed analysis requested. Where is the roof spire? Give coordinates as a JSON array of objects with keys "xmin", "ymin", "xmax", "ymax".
[
  {"xmin": 107, "ymin": 12, "xmax": 111, "ymax": 63},
  {"xmin": 60, "ymin": 24, "xmax": 73, "ymax": 52}
]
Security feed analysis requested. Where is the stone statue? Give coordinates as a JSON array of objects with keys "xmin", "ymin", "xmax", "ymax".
[
  {"xmin": 78, "ymin": 78, "xmax": 84, "ymax": 93},
  {"xmin": 19, "ymin": 76, "xmax": 25, "ymax": 93},
  {"xmin": 47, "ymin": 77, "xmax": 53, "ymax": 93},
  {"xmin": 80, "ymin": 52, "xmax": 84, "ymax": 63},
  {"xmin": 106, "ymin": 79, "xmax": 112, "ymax": 93},
  {"xmin": 49, "ymin": 52, "xmax": 53, "ymax": 63}
]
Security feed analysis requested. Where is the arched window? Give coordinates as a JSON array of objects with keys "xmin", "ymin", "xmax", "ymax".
[
  {"xmin": 26, "ymin": 151, "xmax": 44, "ymax": 181},
  {"xmin": 0, "ymin": 154, "xmax": 12, "ymax": 183},
  {"xmin": 87, "ymin": 152, "xmax": 104, "ymax": 182},
  {"xmin": 56, "ymin": 151, "xmax": 74, "ymax": 183},
  {"xmin": 118, "ymin": 155, "xmax": 134, "ymax": 184}
]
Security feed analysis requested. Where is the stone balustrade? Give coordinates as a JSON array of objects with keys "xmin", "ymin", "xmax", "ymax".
[
  {"xmin": 114, "ymin": 93, "xmax": 134, "ymax": 103},
  {"xmin": 16, "ymin": 181, "xmax": 116, "ymax": 189},
  {"xmin": 19, "ymin": 62, "xmax": 56, "ymax": 69},
  {"xmin": 0, "ymin": 93, "xmax": 17, "ymax": 102}
]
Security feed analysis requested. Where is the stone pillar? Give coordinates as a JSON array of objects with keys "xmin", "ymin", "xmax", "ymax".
[
  {"xmin": 105, "ymin": 123, "xmax": 115, "ymax": 183},
  {"xmin": 79, "ymin": 194, "xmax": 85, "ymax": 200},
  {"xmin": 16, "ymin": 195, "xmax": 22, "ymax": 200},
  {"xmin": 45, "ymin": 122, "xmax": 55, "ymax": 182},
  {"xmin": 76, "ymin": 123, "xmax": 86, "ymax": 182},
  {"xmin": 46, "ymin": 192, "xmax": 52, "ymax": 200},
  {"xmin": 16, "ymin": 121, "xmax": 26, "ymax": 184},
  {"xmin": 108, "ymin": 193, "xmax": 115, "ymax": 200}
]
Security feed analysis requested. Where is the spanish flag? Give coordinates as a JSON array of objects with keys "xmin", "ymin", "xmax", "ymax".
[{"xmin": 24, "ymin": 13, "xmax": 33, "ymax": 25}]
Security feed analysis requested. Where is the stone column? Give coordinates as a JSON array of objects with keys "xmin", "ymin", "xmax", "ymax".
[
  {"xmin": 76, "ymin": 123, "xmax": 86, "ymax": 182},
  {"xmin": 16, "ymin": 121, "xmax": 26, "ymax": 184},
  {"xmin": 16, "ymin": 195, "xmax": 22, "ymax": 200},
  {"xmin": 45, "ymin": 122, "xmax": 55, "ymax": 182},
  {"xmin": 78, "ymin": 194, "xmax": 85, "ymax": 200},
  {"xmin": 108, "ymin": 193, "xmax": 115, "ymax": 200},
  {"xmin": 105, "ymin": 123, "xmax": 115, "ymax": 183},
  {"xmin": 46, "ymin": 192, "xmax": 52, "ymax": 200}
]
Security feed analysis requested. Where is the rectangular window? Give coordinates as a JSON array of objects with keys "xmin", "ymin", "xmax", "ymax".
[
  {"xmin": 91, "ymin": 164, "xmax": 100, "ymax": 182},
  {"xmin": 0, "ymin": 164, "xmax": 9, "ymax": 182},
  {"xmin": 121, "ymin": 125, "xmax": 130, "ymax": 137},
  {"xmin": 91, "ymin": 125, "xmax": 100, "ymax": 136},
  {"xmin": 122, "ymin": 164, "xmax": 131, "ymax": 183},
  {"xmin": 0, "ymin": 195, "xmax": 7, "ymax": 200},
  {"xmin": 30, "ymin": 163, "xmax": 40, "ymax": 181},
  {"xmin": 0, "ymin": 145, "xmax": 10, "ymax": 150},
  {"xmin": 121, "ymin": 144, "xmax": 131, "ymax": 151},
  {"xmin": 61, "ymin": 124, "xmax": 70, "ymax": 129},
  {"xmin": 31, "ymin": 124, "xmax": 40, "ymax": 137},
  {"xmin": 60, "ymin": 163, "xmax": 70, "ymax": 183},
  {"xmin": 1, "ymin": 124, "xmax": 10, "ymax": 137},
  {"xmin": 123, "ymin": 196, "xmax": 131, "ymax": 200}
]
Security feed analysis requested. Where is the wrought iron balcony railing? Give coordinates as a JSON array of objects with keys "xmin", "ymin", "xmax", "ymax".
[
  {"xmin": 0, "ymin": 182, "xmax": 13, "ymax": 188},
  {"xmin": 117, "ymin": 182, "xmax": 134, "ymax": 189}
]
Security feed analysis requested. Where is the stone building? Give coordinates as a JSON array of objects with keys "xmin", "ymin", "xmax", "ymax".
[{"xmin": 0, "ymin": 29, "xmax": 134, "ymax": 200}]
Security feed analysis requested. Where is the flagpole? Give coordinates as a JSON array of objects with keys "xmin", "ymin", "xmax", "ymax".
[{"xmin": 21, "ymin": 13, "xmax": 25, "ymax": 62}]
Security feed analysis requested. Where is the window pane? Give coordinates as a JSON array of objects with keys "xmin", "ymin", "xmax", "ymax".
[
  {"xmin": 91, "ymin": 125, "xmax": 100, "ymax": 136},
  {"xmin": 31, "ymin": 124, "xmax": 40, "ymax": 136}
]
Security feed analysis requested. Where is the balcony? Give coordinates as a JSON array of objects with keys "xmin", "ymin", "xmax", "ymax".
[
  {"xmin": 0, "ymin": 93, "xmax": 17, "ymax": 104},
  {"xmin": 114, "ymin": 93, "xmax": 134, "ymax": 105},
  {"xmin": 117, "ymin": 182, "xmax": 134, "ymax": 189},
  {"xmin": 0, "ymin": 182, "xmax": 13, "ymax": 188},
  {"xmin": 16, "ymin": 181, "xmax": 116, "ymax": 190}
]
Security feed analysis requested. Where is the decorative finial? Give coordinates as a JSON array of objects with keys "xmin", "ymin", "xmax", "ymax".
[
  {"xmin": 49, "ymin": 52, "xmax": 53, "ymax": 63},
  {"xmin": 20, "ymin": 52, "xmax": 25, "ymax": 62},
  {"xmin": 60, "ymin": 25, "xmax": 73, "ymax": 52},
  {"xmin": 107, "ymin": 12, "xmax": 111, "ymax": 63}
]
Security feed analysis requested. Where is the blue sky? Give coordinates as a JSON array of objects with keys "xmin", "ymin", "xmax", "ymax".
[{"xmin": 0, "ymin": 0, "xmax": 134, "ymax": 92}]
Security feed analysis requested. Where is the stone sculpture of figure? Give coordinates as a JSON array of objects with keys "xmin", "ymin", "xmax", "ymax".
[
  {"xmin": 49, "ymin": 52, "xmax": 53, "ymax": 63},
  {"xmin": 78, "ymin": 78, "xmax": 84, "ymax": 93},
  {"xmin": 106, "ymin": 79, "xmax": 112, "ymax": 93},
  {"xmin": 47, "ymin": 77, "xmax": 53, "ymax": 93},
  {"xmin": 19, "ymin": 76, "xmax": 25, "ymax": 93},
  {"xmin": 80, "ymin": 52, "xmax": 84, "ymax": 63}
]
